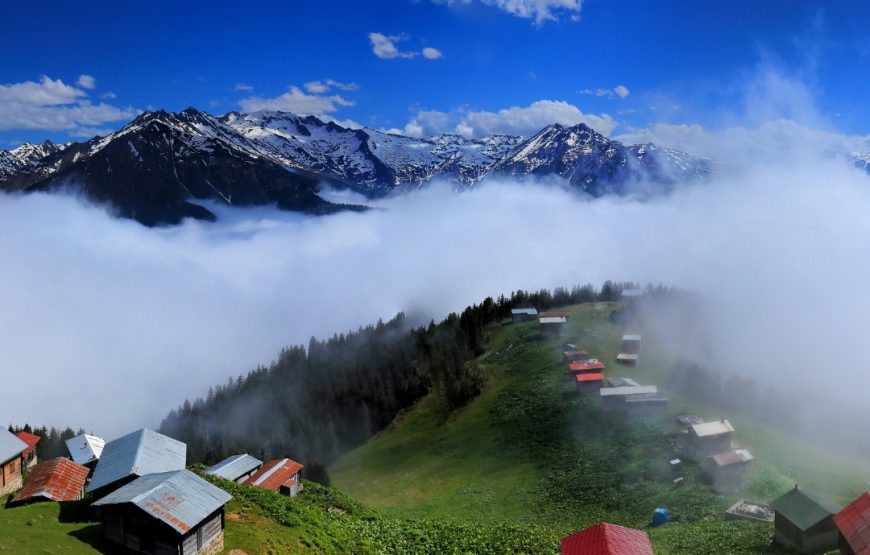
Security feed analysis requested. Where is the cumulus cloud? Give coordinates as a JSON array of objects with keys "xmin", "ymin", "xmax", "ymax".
[
  {"xmin": 76, "ymin": 74, "xmax": 96, "ymax": 90},
  {"xmin": 0, "ymin": 75, "xmax": 135, "ymax": 134},
  {"xmin": 303, "ymin": 79, "xmax": 360, "ymax": 94},
  {"xmin": 233, "ymin": 83, "xmax": 254, "ymax": 92},
  {"xmin": 437, "ymin": 0, "xmax": 582, "ymax": 25},
  {"xmin": 579, "ymin": 84, "xmax": 630, "ymax": 99},
  {"xmin": 239, "ymin": 85, "xmax": 354, "ymax": 114},
  {"xmin": 369, "ymin": 32, "xmax": 442, "ymax": 60},
  {"xmin": 456, "ymin": 99, "xmax": 617, "ymax": 137}
]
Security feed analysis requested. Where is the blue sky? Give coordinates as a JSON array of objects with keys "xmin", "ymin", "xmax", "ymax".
[{"xmin": 2, "ymin": 0, "xmax": 870, "ymax": 148}]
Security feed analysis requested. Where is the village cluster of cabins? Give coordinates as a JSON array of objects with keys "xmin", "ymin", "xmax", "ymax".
[{"xmin": 0, "ymin": 426, "xmax": 303, "ymax": 555}]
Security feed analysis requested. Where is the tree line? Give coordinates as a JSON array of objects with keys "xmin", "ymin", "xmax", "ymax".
[{"xmin": 158, "ymin": 282, "xmax": 635, "ymax": 475}]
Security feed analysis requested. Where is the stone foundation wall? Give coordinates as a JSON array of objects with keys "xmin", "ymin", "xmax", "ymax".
[{"xmin": 0, "ymin": 475, "xmax": 23, "ymax": 497}]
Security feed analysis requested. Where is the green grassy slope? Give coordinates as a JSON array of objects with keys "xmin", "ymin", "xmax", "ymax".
[{"xmin": 331, "ymin": 302, "xmax": 870, "ymax": 553}]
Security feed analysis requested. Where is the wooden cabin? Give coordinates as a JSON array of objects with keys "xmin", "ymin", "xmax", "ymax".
[
  {"xmin": 706, "ymin": 448, "xmax": 753, "ymax": 493},
  {"xmin": 244, "ymin": 458, "xmax": 304, "ymax": 497},
  {"xmin": 93, "ymin": 470, "xmax": 231, "ymax": 555},
  {"xmin": 770, "ymin": 486, "xmax": 842, "ymax": 554},
  {"xmin": 685, "ymin": 419, "xmax": 734, "ymax": 461},
  {"xmin": 575, "ymin": 372, "xmax": 605, "ymax": 394},
  {"xmin": 0, "ymin": 429, "xmax": 28, "ymax": 496},
  {"xmin": 205, "ymin": 454, "xmax": 263, "ymax": 483},
  {"xmin": 539, "ymin": 316, "xmax": 568, "ymax": 334},
  {"xmin": 560, "ymin": 522, "xmax": 653, "ymax": 555},
  {"xmin": 833, "ymin": 492, "xmax": 870, "ymax": 555},
  {"xmin": 10, "ymin": 457, "xmax": 90, "ymax": 505},
  {"xmin": 14, "ymin": 431, "xmax": 40, "ymax": 469}
]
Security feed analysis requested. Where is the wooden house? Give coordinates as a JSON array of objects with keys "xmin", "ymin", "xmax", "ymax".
[
  {"xmin": 770, "ymin": 486, "xmax": 842, "ymax": 554},
  {"xmin": 93, "ymin": 469, "xmax": 231, "ymax": 555},
  {"xmin": 14, "ymin": 431, "xmax": 40, "ymax": 469},
  {"xmin": 87, "ymin": 429, "xmax": 186, "ymax": 500},
  {"xmin": 0, "ymin": 429, "xmax": 28, "ymax": 496},
  {"xmin": 706, "ymin": 448, "xmax": 753, "ymax": 493},
  {"xmin": 833, "ymin": 492, "xmax": 870, "ymax": 555},
  {"xmin": 244, "ymin": 458, "xmax": 304, "ymax": 497},
  {"xmin": 539, "ymin": 316, "xmax": 568, "ymax": 334},
  {"xmin": 205, "ymin": 454, "xmax": 263, "ymax": 483},
  {"xmin": 511, "ymin": 308, "xmax": 538, "ymax": 323},
  {"xmin": 685, "ymin": 419, "xmax": 734, "ymax": 461},
  {"xmin": 10, "ymin": 457, "xmax": 90, "ymax": 505},
  {"xmin": 560, "ymin": 522, "xmax": 653, "ymax": 555}
]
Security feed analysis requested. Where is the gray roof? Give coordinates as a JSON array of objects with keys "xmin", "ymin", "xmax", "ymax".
[
  {"xmin": 93, "ymin": 470, "xmax": 231, "ymax": 534},
  {"xmin": 0, "ymin": 429, "xmax": 28, "ymax": 464},
  {"xmin": 511, "ymin": 308, "xmax": 538, "ymax": 315},
  {"xmin": 87, "ymin": 429, "xmax": 186, "ymax": 493},
  {"xmin": 622, "ymin": 334, "xmax": 642, "ymax": 342},
  {"xmin": 205, "ymin": 454, "xmax": 262, "ymax": 481},
  {"xmin": 65, "ymin": 434, "xmax": 106, "ymax": 466},
  {"xmin": 600, "ymin": 385, "xmax": 658, "ymax": 397}
]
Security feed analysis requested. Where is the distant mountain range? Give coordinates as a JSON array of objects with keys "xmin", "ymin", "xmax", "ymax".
[{"xmin": 1, "ymin": 107, "xmax": 719, "ymax": 225}]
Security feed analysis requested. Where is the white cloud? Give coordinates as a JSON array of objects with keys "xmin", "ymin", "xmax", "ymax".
[
  {"xmin": 304, "ymin": 79, "xmax": 360, "ymax": 94},
  {"xmin": 234, "ymin": 83, "xmax": 254, "ymax": 92},
  {"xmin": 456, "ymin": 99, "xmax": 617, "ymax": 137},
  {"xmin": 76, "ymin": 74, "xmax": 96, "ymax": 90},
  {"xmin": 387, "ymin": 109, "xmax": 451, "ymax": 137},
  {"xmin": 239, "ymin": 86, "xmax": 354, "ymax": 114},
  {"xmin": 369, "ymin": 32, "xmax": 442, "ymax": 60},
  {"xmin": 422, "ymin": 47, "xmax": 443, "ymax": 59},
  {"xmin": 101, "ymin": 91, "xmax": 117, "ymax": 99},
  {"xmin": 437, "ymin": 0, "xmax": 582, "ymax": 25},
  {"xmin": 579, "ymin": 84, "xmax": 630, "ymax": 99},
  {"xmin": 0, "ymin": 76, "xmax": 136, "ymax": 133}
]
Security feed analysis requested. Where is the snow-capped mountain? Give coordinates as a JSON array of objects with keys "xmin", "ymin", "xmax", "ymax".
[{"xmin": 0, "ymin": 107, "xmax": 713, "ymax": 225}]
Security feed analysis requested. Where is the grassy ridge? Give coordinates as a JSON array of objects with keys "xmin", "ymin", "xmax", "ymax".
[{"xmin": 332, "ymin": 302, "xmax": 870, "ymax": 553}]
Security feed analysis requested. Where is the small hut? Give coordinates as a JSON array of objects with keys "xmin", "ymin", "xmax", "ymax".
[
  {"xmin": 706, "ymin": 448, "xmax": 753, "ymax": 493},
  {"xmin": 511, "ymin": 308, "xmax": 538, "ymax": 322},
  {"xmin": 14, "ymin": 431, "xmax": 41, "ymax": 469},
  {"xmin": 205, "ymin": 454, "xmax": 263, "ymax": 483},
  {"xmin": 10, "ymin": 458, "xmax": 90, "ymax": 505},
  {"xmin": 770, "ymin": 486, "xmax": 842, "ymax": 554},
  {"xmin": 560, "ymin": 522, "xmax": 653, "ymax": 555},
  {"xmin": 600, "ymin": 385, "xmax": 660, "ymax": 410},
  {"xmin": 575, "ymin": 372, "xmax": 605, "ymax": 394},
  {"xmin": 568, "ymin": 360, "xmax": 606, "ymax": 375},
  {"xmin": 93, "ymin": 470, "xmax": 231, "ymax": 555},
  {"xmin": 620, "ymin": 334, "xmax": 642, "ymax": 354},
  {"xmin": 244, "ymin": 458, "xmax": 304, "ymax": 497},
  {"xmin": 563, "ymin": 350, "xmax": 589, "ymax": 363},
  {"xmin": 0, "ymin": 429, "xmax": 28, "ymax": 496},
  {"xmin": 833, "ymin": 492, "xmax": 870, "ymax": 555},
  {"xmin": 685, "ymin": 419, "xmax": 734, "ymax": 461},
  {"xmin": 87, "ymin": 429, "xmax": 186, "ymax": 500},
  {"xmin": 539, "ymin": 316, "xmax": 568, "ymax": 334}
]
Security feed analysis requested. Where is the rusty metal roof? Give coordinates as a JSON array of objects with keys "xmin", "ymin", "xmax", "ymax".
[
  {"xmin": 205, "ymin": 454, "xmax": 263, "ymax": 481},
  {"xmin": 708, "ymin": 448, "xmax": 753, "ymax": 467},
  {"xmin": 576, "ymin": 373, "xmax": 605, "ymax": 382},
  {"xmin": 87, "ymin": 429, "xmax": 186, "ymax": 493},
  {"xmin": 11, "ymin": 458, "xmax": 90, "ymax": 504},
  {"xmin": 244, "ymin": 458, "xmax": 303, "ymax": 491},
  {"xmin": 569, "ymin": 360, "xmax": 606, "ymax": 372},
  {"xmin": 834, "ymin": 492, "xmax": 870, "ymax": 554},
  {"xmin": 93, "ymin": 470, "xmax": 231, "ymax": 535},
  {"xmin": 65, "ymin": 434, "xmax": 106, "ymax": 466},
  {"xmin": 0, "ymin": 429, "xmax": 28, "ymax": 464},
  {"xmin": 14, "ymin": 431, "xmax": 40, "ymax": 459}
]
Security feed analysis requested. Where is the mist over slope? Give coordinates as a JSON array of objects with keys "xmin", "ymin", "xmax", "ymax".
[{"xmin": 2, "ymin": 150, "xmax": 870, "ymax": 442}]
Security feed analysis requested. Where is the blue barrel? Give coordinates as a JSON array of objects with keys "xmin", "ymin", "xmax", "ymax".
[{"xmin": 652, "ymin": 507, "xmax": 669, "ymax": 526}]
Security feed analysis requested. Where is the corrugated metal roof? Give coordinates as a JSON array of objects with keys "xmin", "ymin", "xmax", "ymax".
[
  {"xmin": 616, "ymin": 353, "xmax": 640, "ymax": 360},
  {"xmin": 833, "ymin": 492, "xmax": 870, "ymax": 554},
  {"xmin": 66, "ymin": 434, "xmax": 106, "ymax": 466},
  {"xmin": 244, "ymin": 458, "xmax": 303, "ymax": 491},
  {"xmin": 608, "ymin": 377, "xmax": 640, "ymax": 387},
  {"xmin": 11, "ymin": 458, "xmax": 90, "ymax": 504},
  {"xmin": 576, "ymin": 373, "xmax": 605, "ymax": 382},
  {"xmin": 561, "ymin": 522, "xmax": 653, "ymax": 555},
  {"xmin": 708, "ymin": 448, "xmax": 753, "ymax": 467},
  {"xmin": 600, "ymin": 386, "xmax": 658, "ymax": 397},
  {"xmin": 690, "ymin": 420, "xmax": 734, "ymax": 438},
  {"xmin": 622, "ymin": 334, "xmax": 642, "ymax": 342},
  {"xmin": 771, "ymin": 487, "xmax": 843, "ymax": 531},
  {"xmin": 569, "ymin": 361, "xmax": 606, "ymax": 372},
  {"xmin": 0, "ymin": 428, "xmax": 28, "ymax": 464},
  {"xmin": 205, "ymin": 454, "xmax": 263, "ymax": 481},
  {"xmin": 14, "ymin": 431, "xmax": 40, "ymax": 459},
  {"xmin": 93, "ymin": 470, "xmax": 231, "ymax": 535},
  {"xmin": 87, "ymin": 429, "xmax": 186, "ymax": 493},
  {"xmin": 511, "ymin": 308, "xmax": 538, "ymax": 315}
]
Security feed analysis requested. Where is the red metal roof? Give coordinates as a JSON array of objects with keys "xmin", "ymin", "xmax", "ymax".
[
  {"xmin": 576, "ymin": 373, "xmax": 605, "ymax": 382},
  {"xmin": 244, "ymin": 458, "xmax": 303, "ymax": 491},
  {"xmin": 11, "ymin": 457, "xmax": 89, "ymax": 504},
  {"xmin": 569, "ymin": 361, "xmax": 606, "ymax": 373},
  {"xmin": 834, "ymin": 492, "xmax": 870, "ymax": 554},
  {"xmin": 14, "ymin": 431, "xmax": 40, "ymax": 459},
  {"xmin": 561, "ymin": 523, "xmax": 653, "ymax": 555}
]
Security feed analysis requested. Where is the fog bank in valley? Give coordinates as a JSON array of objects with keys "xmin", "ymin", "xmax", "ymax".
[{"xmin": 2, "ymin": 154, "xmax": 870, "ymax": 445}]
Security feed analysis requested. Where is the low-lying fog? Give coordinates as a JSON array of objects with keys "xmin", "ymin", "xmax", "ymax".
[{"xmin": 2, "ymin": 155, "xmax": 870, "ymax": 447}]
